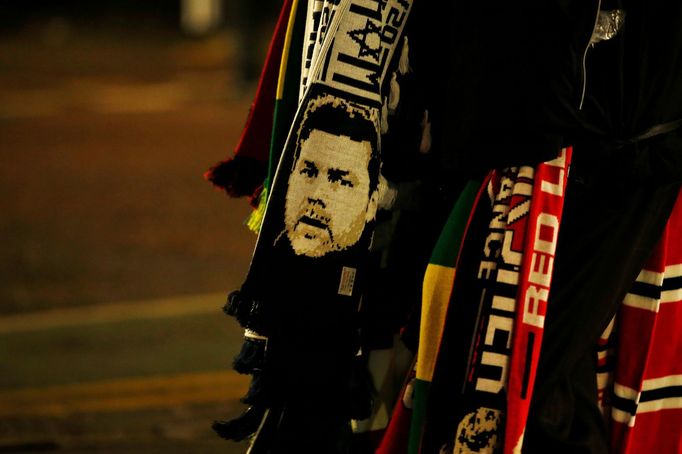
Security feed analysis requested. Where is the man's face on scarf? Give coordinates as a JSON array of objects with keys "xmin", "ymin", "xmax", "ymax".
[{"xmin": 284, "ymin": 129, "xmax": 373, "ymax": 257}]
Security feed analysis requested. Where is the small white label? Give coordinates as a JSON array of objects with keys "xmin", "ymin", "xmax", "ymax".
[{"xmin": 338, "ymin": 266, "xmax": 357, "ymax": 296}]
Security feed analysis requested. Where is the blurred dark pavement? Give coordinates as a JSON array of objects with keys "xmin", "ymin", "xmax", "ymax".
[
  {"xmin": 0, "ymin": 18, "xmax": 257, "ymax": 314},
  {"xmin": 0, "ymin": 5, "xmax": 274, "ymax": 452}
]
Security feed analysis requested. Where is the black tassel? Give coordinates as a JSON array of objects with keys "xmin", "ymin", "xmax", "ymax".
[
  {"xmin": 241, "ymin": 371, "xmax": 270, "ymax": 407},
  {"xmin": 233, "ymin": 336, "xmax": 267, "ymax": 374},
  {"xmin": 212, "ymin": 405, "xmax": 266, "ymax": 442},
  {"xmin": 223, "ymin": 291, "xmax": 250, "ymax": 326},
  {"xmin": 223, "ymin": 291, "xmax": 268, "ymax": 334}
]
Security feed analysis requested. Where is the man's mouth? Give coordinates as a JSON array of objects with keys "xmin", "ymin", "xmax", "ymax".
[{"xmin": 298, "ymin": 215, "xmax": 328, "ymax": 229}]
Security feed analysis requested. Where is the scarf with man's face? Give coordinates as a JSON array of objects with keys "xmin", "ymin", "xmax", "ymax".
[{"xmin": 215, "ymin": 0, "xmax": 415, "ymax": 448}]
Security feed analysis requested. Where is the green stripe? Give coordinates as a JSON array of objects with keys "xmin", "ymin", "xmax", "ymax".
[
  {"xmin": 408, "ymin": 378, "xmax": 430, "ymax": 454},
  {"xmin": 266, "ymin": 0, "xmax": 306, "ymax": 193},
  {"xmin": 407, "ymin": 180, "xmax": 481, "ymax": 451},
  {"xmin": 429, "ymin": 180, "xmax": 480, "ymax": 267}
]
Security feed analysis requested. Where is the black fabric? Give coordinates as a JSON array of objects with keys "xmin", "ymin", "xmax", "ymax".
[
  {"xmin": 412, "ymin": 1, "xmax": 598, "ymax": 179},
  {"xmin": 360, "ymin": 201, "xmax": 450, "ymax": 351},
  {"xmin": 233, "ymin": 335, "xmax": 267, "ymax": 374},
  {"xmin": 535, "ymin": 0, "xmax": 682, "ymax": 420},
  {"xmin": 212, "ymin": 405, "xmax": 267, "ymax": 442},
  {"xmin": 357, "ymin": 22, "xmax": 449, "ymax": 351},
  {"xmin": 524, "ymin": 351, "xmax": 609, "ymax": 454},
  {"xmin": 525, "ymin": 159, "xmax": 681, "ymax": 452},
  {"xmin": 420, "ymin": 186, "xmax": 494, "ymax": 454},
  {"xmin": 524, "ymin": 1, "xmax": 682, "ymax": 448},
  {"xmin": 249, "ymin": 404, "xmax": 353, "ymax": 454},
  {"xmin": 576, "ymin": 0, "xmax": 682, "ymax": 182}
]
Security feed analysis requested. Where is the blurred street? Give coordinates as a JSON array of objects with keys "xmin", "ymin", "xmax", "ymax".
[{"xmin": 0, "ymin": 5, "xmax": 271, "ymax": 452}]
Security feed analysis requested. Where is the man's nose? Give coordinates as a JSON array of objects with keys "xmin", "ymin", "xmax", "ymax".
[{"xmin": 306, "ymin": 197, "xmax": 326, "ymax": 209}]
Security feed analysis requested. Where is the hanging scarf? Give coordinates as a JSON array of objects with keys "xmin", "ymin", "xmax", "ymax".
[
  {"xmin": 375, "ymin": 179, "xmax": 482, "ymax": 454},
  {"xmin": 413, "ymin": 148, "xmax": 571, "ymax": 453},
  {"xmin": 224, "ymin": 1, "xmax": 415, "ymax": 451},
  {"xmin": 242, "ymin": 0, "xmax": 414, "ymax": 312},
  {"xmin": 204, "ymin": 0, "xmax": 294, "ymax": 206},
  {"xmin": 597, "ymin": 187, "xmax": 682, "ymax": 453}
]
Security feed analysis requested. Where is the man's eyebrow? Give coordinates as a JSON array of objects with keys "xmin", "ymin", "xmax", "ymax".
[
  {"xmin": 301, "ymin": 160, "xmax": 318, "ymax": 172},
  {"xmin": 327, "ymin": 168, "xmax": 354, "ymax": 187},
  {"xmin": 298, "ymin": 160, "xmax": 319, "ymax": 178},
  {"xmin": 328, "ymin": 168, "xmax": 350, "ymax": 177}
]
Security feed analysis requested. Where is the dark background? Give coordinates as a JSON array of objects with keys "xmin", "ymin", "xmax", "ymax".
[
  {"xmin": 0, "ymin": 1, "xmax": 279, "ymax": 451},
  {"xmin": 0, "ymin": 0, "xmax": 280, "ymax": 314}
]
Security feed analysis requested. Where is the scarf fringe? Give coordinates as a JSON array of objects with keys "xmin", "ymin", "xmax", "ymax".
[
  {"xmin": 398, "ymin": 36, "xmax": 411, "ymax": 75},
  {"xmin": 222, "ymin": 290, "xmax": 267, "ymax": 333},
  {"xmin": 233, "ymin": 335, "xmax": 267, "ymax": 374},
  {"xmin": 212, "ymin": 405, "xmax": 266, "ymax": 442},
  {"xmin": 388, "ymin": 72, "xmax": 400, "ymax": 114},
  {"xmin": 246, "ymin": 186, "xmax": 268, "ymax": 234},
  {"xmin": 381, "ymin": 98, "xmax": 390, "ymax": 135},
  {"xmin": 419, "ymin": 109, "xmax": 432, "ymax": 154}
]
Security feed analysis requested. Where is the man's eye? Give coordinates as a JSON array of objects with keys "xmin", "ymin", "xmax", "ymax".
[{"xmin": 340, "ymin": 179, "xmax": 354, "ymax": 187}]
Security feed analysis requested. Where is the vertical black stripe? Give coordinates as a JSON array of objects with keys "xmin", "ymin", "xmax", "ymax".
[
  {"xmin": 320, "ymin": 37, "xmax": 335, "ymax": 81},
  {"xmin": 349, "ymin": 3, "xmax": 381, "ymax": 21},
  {"xmin": 521, "ymin": 332, "xmax": 535, "ymax": 399}
]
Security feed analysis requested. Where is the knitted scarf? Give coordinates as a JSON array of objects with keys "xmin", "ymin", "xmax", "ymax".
[
  {"xmin": 220, "ymin": 1, "xmax": 415, "ymax": 450},
  {"xmin": 376, "ymin": 179, "xmax": 483, "ymax": 454},
  {"xmin": 380, "ymin": 148, "xmax": 571, "ymax": 453},
  {"xmin": 243, "ymin": 0, "xmax": 414, "ymax": 304},
  {"xmin": 597, "ymin": 187, "xmax": 682, "ymax": 453}
]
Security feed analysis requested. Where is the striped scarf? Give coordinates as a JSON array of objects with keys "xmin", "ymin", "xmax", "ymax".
[
  {"xmin": 597, "ymin": 187, "xmax": 682, "ymax": 453},
  {"xmin": 379, "ymin": 148, "xmax": 572, "ymax": 453}
]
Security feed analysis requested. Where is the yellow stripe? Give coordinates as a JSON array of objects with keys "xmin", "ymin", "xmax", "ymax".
[
  {"xmin": 0, "ymin": 371, "xmax": 249, "ymax": 417},
  {"xmin": 276, "ymin": 0, "xmax": 300, "ymax": 100},
  {"xmin": 416, "ymin": 264, "xmax": 456, "ymax": 381}
]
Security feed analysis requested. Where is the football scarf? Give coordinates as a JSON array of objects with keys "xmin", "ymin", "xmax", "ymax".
[
  {"xmin": 504, "ymin": 148, "xmax": 571, "ymax": 452},
  {"xmin": 375, "ymin": 180, "xmax": 482, "ymax": 454},
  {"xmin": 417, "ymin": 148, "xmax": 571, "ymax": 453},
  {"xmin": 210, "ymin": 1, "xmax": 305, "ymax": 444},
  {"xmin": 598, "ymin": 187, "xmax": 682, "ymax": 453},
  {"xmin": 242, "ymin": 0, "xmax": 414, "ymax": 312},
  {"xmin": 408, "ymin": 180, "xmax": 483, "ymax": 454},
  {"xmin": 228, "ymin": 1, "xmax": 415, "ymax": 450}
]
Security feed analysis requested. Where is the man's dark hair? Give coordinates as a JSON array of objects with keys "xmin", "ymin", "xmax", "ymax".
[{"xmin": 294, "ymin": 98, "xmax": 380, "ymax": 195}]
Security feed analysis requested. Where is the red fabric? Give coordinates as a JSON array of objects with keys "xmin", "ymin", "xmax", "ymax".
[
  {"xmin": 230, "ymin": 0, "xmax": 291, "ymax": 162},
  {"xmin": 609, "ymin": 187, "xmax": 682, "ymax": 453},
  {"xmin": 205, "ymin": 0, "xmax": 293, "ymax": 193},
  {"xmin": 376, "ymin": 367, "xmax": 415, "ymax": 454},
  {"xmin": 505, "ymin": 147, "xmax": 572, "ymax": 452}
]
